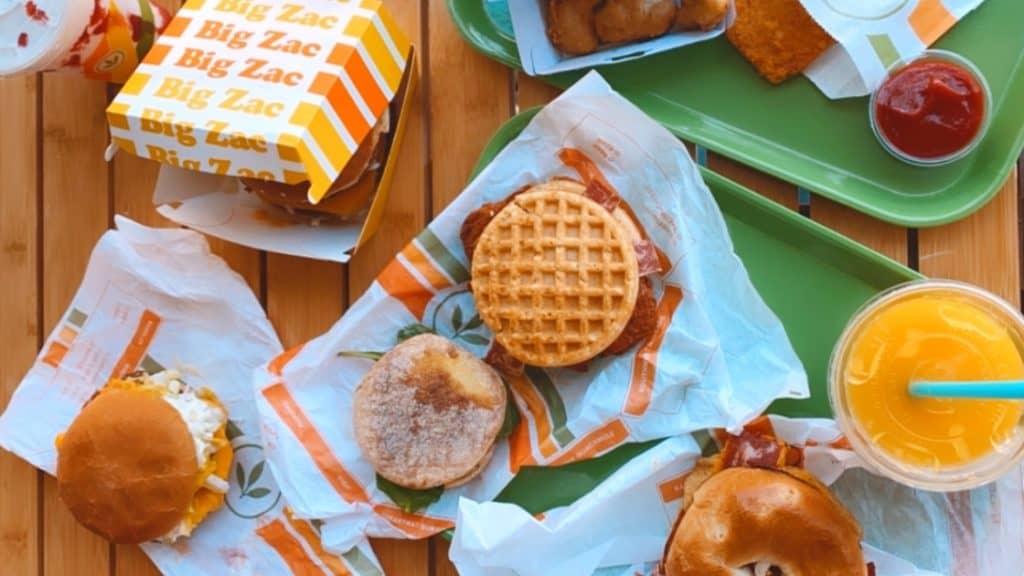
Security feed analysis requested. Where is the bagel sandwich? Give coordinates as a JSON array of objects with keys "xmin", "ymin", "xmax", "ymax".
[
  {"xmin": 663, "ymin": 430, "xmax": 869, "ymax": 576},
  {"xmin": 353, "ymin": 334, "xmax": 507, "ymax": 490},
  {"xmin": 56, "ymin": 371, "xmax": 232, "ymax": 544},
  {"xmin": 461, "ymin": 172, "xmax": 663, "ymax": 371}
]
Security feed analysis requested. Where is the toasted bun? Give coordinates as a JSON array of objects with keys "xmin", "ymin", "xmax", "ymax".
[
  {"xmin": 353, "ymin": 334, "xmax": 507, "ymax": 489},
  {"xmin": 243, "ymin": 110, "xmax": 389, "ymax": 218},
  {"xmin": 57, "ymin": 388, "xmax": 199, "ymax": 544},
  {"xmin": 664, "ymin": 466, "xmax": 866, "ymax": 576}
]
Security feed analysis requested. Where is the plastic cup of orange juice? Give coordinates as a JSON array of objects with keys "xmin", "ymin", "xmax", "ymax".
[{"xmin": 830, "ymin": 279, "xmax": 1024, "ymax": 491}]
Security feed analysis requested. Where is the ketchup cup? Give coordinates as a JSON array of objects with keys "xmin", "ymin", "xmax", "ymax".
[{"xmin": 869, "ymin": 50, "xmax": 992, "ymax": 167}]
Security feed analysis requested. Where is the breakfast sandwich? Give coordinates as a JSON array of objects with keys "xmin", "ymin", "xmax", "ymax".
[
  {"xmin": 663, "ymin": 430, "xmax": 869, "ymax": 576},
  {"xmin": 726, "ymin": 0, "xmax": 835, "ymax": 84},
  {"xmin": 353, "ymin": 334, "xmax": 507, "ymax": 490},
  {"xmin": 56, "ymin": 371, "xmax": 232, "ymax": 544},
  {"xmin": 461, "ymin": 174, "xmax": 662, "ymax": 370},
  {"xmin": 241, "ymin": 110, "xmax": 391, "ymax": 223}
]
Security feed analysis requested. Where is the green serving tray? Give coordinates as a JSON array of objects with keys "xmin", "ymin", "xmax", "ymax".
[
  {"xmin": 475, "ymin": 109, "xmax": 921, "ymax": 514},
  {"xmin": 451, "ymin": 0, "xmax": 1024, "ymax": 228}
]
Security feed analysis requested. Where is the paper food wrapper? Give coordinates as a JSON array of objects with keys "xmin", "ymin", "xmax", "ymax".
[
  {"xmin": 252, "ymin": 71, "xmax": 807, "ymax": 548},
  {"xmin": 153, "ymin": 166, "xmax": 361, "ymax": 263},
  {"xmin": 107, "ymin": 0, "xmax": 410, "ymax": 203},
  {"xmin": 451, "ymin": 415, "xmax": 1023, "ymax": 575},
  {"xmin": 508, "ymin": 1, "xmax": 731, "ymax": 76},
  {"xmin": 0, "ymin": 217, "xmax": 383, "ymax": 576},
  {"xmin": 801, "ymin": 0, "xmax": 987, "ymax": 98}
]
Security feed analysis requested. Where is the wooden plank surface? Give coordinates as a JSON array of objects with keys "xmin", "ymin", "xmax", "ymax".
[
  {"xmin": 0, "ymin": 74, "xmax": 40, "ymax": 576},
  {"xmin": 0, "ymin": 2, "xmax": 1020, "ymax": 575}
]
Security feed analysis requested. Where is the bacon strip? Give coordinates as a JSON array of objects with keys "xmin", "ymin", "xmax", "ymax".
[
  {"xmin": 484, "ymin": 342, "xmax": 524, "ymax": 378},
  {"xmin": 583, "ymin": 179, "xmax": 620, "ymax": 212},
  {"xmin": 718, "ymin": 429, "xmax": 804, "ymax": 470},
  {"xmin": 635, "ymin": 239, "xmax": 663, "ymax": 276}
]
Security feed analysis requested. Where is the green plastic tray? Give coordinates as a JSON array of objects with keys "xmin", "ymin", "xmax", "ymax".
[
  {"xmin": 476, "ymin": 110, "xmax": 921, "ymax": 514},
  {"xmin": 452, "ymin": 0, "xmax": 1024, "ymax": 227}
]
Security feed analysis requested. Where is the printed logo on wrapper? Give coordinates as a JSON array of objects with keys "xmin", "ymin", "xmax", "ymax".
[
  {"xmin": 251, "ymin": 73, "xmax": 809, "ymax": 546},
  {"xmin": 107, "ymin": 0, "xmax": 411, "ymax": 203},
  {"xmin": 0, "ymin": 218, "xmax": 384, "ymax": 576}
]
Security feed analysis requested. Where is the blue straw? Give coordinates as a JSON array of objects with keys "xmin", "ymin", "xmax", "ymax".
[{"xmin": 909, "ymin": 381, "xmax": 1024, "ymax": 400}]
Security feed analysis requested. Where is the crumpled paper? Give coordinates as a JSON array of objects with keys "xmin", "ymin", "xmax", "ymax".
[
  {"xmin": 801, "ymin": 0, "xmax": 987, "ymax": 98},
  {"xmin": 252, "ymin": 71, "xmax": 807, "ymax": 550},
  {"xmin": 450, "ymin": 415, "xmax": 1020, "ymax": 575},
  {"xmin": 0, "ymin": 217, "xmax": 383, "ymax": 576}
]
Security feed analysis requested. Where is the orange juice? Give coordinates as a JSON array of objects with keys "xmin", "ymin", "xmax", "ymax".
[{"xmin": 831, "ymin": 280, "xmax": 1024, "ymax": 491}]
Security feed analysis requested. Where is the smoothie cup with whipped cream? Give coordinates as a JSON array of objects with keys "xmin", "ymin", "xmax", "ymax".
[{"xmin": 1, "ymin": 0, "xmax": 171, "ymax": 83}]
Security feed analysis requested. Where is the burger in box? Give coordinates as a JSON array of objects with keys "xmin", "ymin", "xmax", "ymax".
[{"xmin": 106, "ymin": 0, "xmax": 415, "ymax": 250}]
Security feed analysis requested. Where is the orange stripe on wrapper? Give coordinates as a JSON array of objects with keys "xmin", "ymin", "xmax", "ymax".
[
  {"xmin": 257, "ymin": 519, "xmax": 328, "ymax": 576},
  {"xmin": 41, "ymin": 341, "xmax": 69, "ymax": 368},
  {"xmin": 372, "ymin": 504, "xmax": 454, "ymax": 538},
  {"xmin": 507, "ymin": 417, "xmax": 536, "ymax": 474},
  {"xmin": 625, "ymin": 285, "xmax": 684, "ymax": 416},
  {"xmin": 402, "ymin": 243, "xmax": 451, "ymax": 290},
  {"xmin": 110, "ymin": 310, "xmax": 161, "ymax": 379},
  {"xmin": 658, "ymin": 473, "xmax": 689, "ymax": 503},
  {"xmin": 269, "ymin": 345, "xmax": 305, "ymax": 377},
  {"xmin": 376, "ymin": 258, "xmax": 435, "ymax": 320},
  {"xmin": 909, "ymin": 0, "xmax": 956, "ymax": 46},
  {"xmin": 284, "ymin": 510, "xmax": 352, "ymax": 576},
  {"xmin": 506, "ymin": 374, "xmax": 558, "ymax": 459},
  {"xmin": 551, "ymin": 419, "xmax": 629, "ymax": 466},
  {"xmin": 262, "ymin": 383, "xmax": 369, "ymax": 504}
]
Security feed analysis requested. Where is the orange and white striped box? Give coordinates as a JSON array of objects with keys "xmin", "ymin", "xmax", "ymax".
[{"xmin": 106, "ymin": 0, "xmax": 412, "ymax": 207}]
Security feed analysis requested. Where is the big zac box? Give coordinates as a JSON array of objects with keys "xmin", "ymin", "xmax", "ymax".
[{"xmin": 106, "ymin": 0, "xmax": 415, "ymax": 259}]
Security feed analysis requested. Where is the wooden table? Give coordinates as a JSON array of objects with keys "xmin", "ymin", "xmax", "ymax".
[{"xmin": 1, "ymin": 2, "xmax": 1020, "ymax": 575}]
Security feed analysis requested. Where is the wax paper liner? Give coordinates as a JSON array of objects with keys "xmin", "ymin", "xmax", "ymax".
[
  {"xmin": 251, "ymin": 71, "xmax": 807, "ymax": 549},
  {"xmin": 450, "ymin": 415, "xmax": 1019, "ymax": 575},
  {"xmin": 800, "ymin": 0, "xmax": 987, "ymax": 98},
  {"xmin": 0, "ymin": 217, "xmax": 383, "ymax": 576}
]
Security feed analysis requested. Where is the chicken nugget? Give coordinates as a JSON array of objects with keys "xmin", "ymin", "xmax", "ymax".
[
  {"xmin": 547, "ymin": 0, "xmax": 601, "ymax": 55},
  {"xmin": 726, "ymin": 0, "xmax": 834, "ymax": 84},
  {"xmin": 676, "ymin": 0, "xmax": 729, "ymax": 32},
  {"xmin": 594, "ymin": 0, "xmax": 677, "ymax": 45}
]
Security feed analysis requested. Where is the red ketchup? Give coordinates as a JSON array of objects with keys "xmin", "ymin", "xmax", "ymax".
[{"xmin": 873, "ymin": 59, "xmax": 986, "ymax": 160}]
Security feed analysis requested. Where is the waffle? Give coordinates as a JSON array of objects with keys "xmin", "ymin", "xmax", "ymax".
[{"xmin": 471, "ymin": 180, "xmax": 640, "ymax": 367}]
